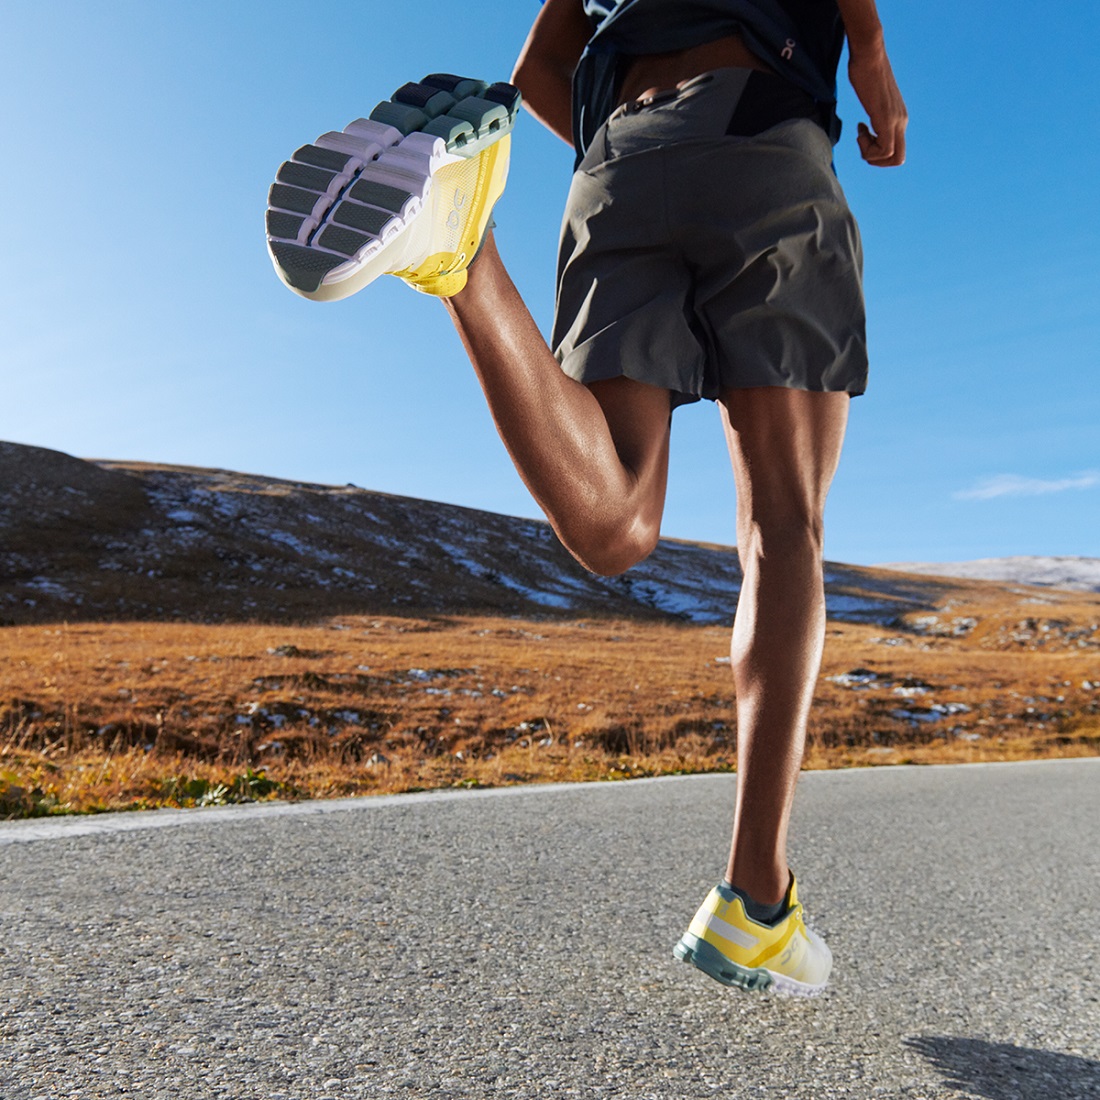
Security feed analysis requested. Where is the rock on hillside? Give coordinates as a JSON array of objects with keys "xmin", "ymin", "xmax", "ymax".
[{"xmin": 1, "ymin": 441, "xmax": 938, "ymax": 625}]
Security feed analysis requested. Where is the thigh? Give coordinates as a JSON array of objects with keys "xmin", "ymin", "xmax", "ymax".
[
  {"xmin": 719, "ymin": 386, "xmax": 849, "ymax": 537},
  {"xmin": 587, "ymin": 375, "xmax": 674, "ymax": 526},
  {"xmin": 572, "ymin": 376, "xmax": 673, "ymax": 567}
]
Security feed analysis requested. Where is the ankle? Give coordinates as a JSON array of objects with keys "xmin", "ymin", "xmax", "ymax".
[
  {"xmin": 722, "ymin": 879, "xmax": 788, "ymax": 924},
  {"xmin": 461, "ymin": 227, "xmax": 500, "ymax": 285},
  {"xmin": 724, "ymin": 864, "xmax": 791, "ymax": 908}
]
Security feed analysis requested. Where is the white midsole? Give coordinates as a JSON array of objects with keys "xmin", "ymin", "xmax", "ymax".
[
  {"xmin": 314, "ymin": 147, "xmax": 467, "ymax": 297},
  {"xmin": 765, "ymin": 968, "xmax": 828, "ymax": 997},
  {"xmin": 267, "ymin": 142, "xmax": 471, "ymax": 302}
]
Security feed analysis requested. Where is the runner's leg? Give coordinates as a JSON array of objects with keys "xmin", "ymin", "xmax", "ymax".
[
  {"xmin": 445, "ymin": 232, "xmax": 672, "ymax": 576},
  {"xmin": 719, "ymin": 387, "xmax": 849, "ymax": 904}
]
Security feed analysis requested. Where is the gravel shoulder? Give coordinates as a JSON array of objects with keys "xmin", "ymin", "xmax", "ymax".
[{"xmin": 2, "ymin": 759, "xmax": 1098, "ymax": 1099}]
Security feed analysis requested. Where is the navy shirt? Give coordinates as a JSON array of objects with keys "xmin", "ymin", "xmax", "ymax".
[{"xmin": 572, "ymin": 0, "xmax": 845, "ymax": 157}]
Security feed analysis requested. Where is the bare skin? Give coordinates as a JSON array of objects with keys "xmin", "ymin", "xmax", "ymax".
[
  {"xmin": 720, "ymin": 389, "xmax": 849, "ymax": 900},
  {"xmin": 445, "ymin": 234, "xmax": 671, "ymax": 577},
  {"xmin": 449, "ymin": 0, "xmax": 907, "ymax": 907},
  {"xmin": 616, "ymin": 34, "xmax": 776, "ymax": 106}
]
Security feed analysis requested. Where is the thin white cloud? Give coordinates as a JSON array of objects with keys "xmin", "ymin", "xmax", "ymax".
[{"xmin": 954, "ymin": 470, "xmax": 1100, "ymax": 501}]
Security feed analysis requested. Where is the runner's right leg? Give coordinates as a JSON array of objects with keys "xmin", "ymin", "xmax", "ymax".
[
  {"xmin": 266, "ymin": 76, "xmax": 672, "ymax": 576},
  {"xmin": 444, "ymin": 232, "xmax": 672, "ymax": 576}
]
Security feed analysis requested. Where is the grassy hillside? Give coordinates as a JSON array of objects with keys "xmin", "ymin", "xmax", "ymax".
[
  {"xmin": 1, "ymin": 441, "xmax": 1097, "ymax": 818},
  {"xmin": 3, "ymin": 596, "xmax": 1097, "ymax": 817}
]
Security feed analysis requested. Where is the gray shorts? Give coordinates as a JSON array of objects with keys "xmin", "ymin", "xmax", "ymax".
[{"xmin": 552, "ymin": 68, "xmax": 867, "ymax": 407}]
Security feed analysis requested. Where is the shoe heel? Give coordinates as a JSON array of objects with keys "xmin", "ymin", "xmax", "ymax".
[{"xmin": 674, "ymin": 934, "xmax": 774, "ymax": 992}]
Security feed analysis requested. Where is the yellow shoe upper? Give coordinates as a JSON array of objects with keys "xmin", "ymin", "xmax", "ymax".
[
  {"xmin": 391, "ymin": 133, "xmax": 511, "ymax": 296},
  {"xmin": 688, "ymin": 877, "xmax": 832, "ymax": 987}
]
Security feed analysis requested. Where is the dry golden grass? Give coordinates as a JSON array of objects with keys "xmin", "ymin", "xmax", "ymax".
[{"xmin": 2, "ymin": 597, "xmax": 1098, "ymax": 818}]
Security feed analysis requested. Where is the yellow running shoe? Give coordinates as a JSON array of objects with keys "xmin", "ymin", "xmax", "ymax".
[
  {"xmin": 266, "ymin": 74, "xmax": 519, "ymax": 301},
  {"xmin": 673, "ymin": 875, "xmax": 832, "ymax": 997}
]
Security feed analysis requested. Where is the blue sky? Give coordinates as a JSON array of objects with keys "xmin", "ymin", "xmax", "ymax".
[{"xmin": 2, "ymin": 1, "xmax": 1097, "ymax": 565}]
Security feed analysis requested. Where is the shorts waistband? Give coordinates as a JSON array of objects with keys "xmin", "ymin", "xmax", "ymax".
[{"xmin": 609, "ymin": 67, "xmax": 828, "ymax": 139}]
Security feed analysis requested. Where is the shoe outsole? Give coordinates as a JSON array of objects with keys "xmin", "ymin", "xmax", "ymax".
[
  {"xmin": 266, "ymin": 74, "xmax": 520, "ymax": 300},
  {"xmin": 673, "ymin": 933, "xmax": 827, "ymax": 998}
]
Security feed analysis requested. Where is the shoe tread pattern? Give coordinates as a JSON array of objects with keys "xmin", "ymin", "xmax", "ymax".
[
  {"xmin": 330, "ymin": 201, "xmax": 393, "ymax": 238},
  {"xmin": 292, "ymin": 143, "xmax": 354, "ymax": 172},
  {"xmin": 276, "ymin": 161, "xmax": 339, "ymax": 194},
  {"xmin": 265, "ymin": 210, "xmax": 307, "ymax": 242},
  {"xmin": 267, "ymin": 74, "xmax": 520, "ymax": 296},
  {"xmin": 346, "ymin": 179, "xmax": 412, "ymax": 214},
  {"xmin": 316, "ymin": 224, "xmax": 372, "ymax": 257},
  {"xmin": 393, "ymin": 82, "xmax": 457, "ymax": 118},
  {"xmin": 267, "ymin": 242, "xmax": 348, "ymax": 292},
  {"xmin": 268, "ymin": 183, "xmax": 327, "ymax": 217}
]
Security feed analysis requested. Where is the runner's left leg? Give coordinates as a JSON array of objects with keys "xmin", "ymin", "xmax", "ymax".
[{"xmin": 718, "ymin": 386, "xmax": 849, "ymax": 906}]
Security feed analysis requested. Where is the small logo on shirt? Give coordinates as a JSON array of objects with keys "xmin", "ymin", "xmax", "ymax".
[{"xmin": 781, "ymin": 38, "xmax": 797, "ymax": 60}]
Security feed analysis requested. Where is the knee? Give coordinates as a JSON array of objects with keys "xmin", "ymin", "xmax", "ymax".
[
  {"xmin": 739, "ymin": 509, "xmax": 825, "ymax": 568},
  {"xmin": 561, "ymin": 512, "xmax": 661, "ymax": 577}
]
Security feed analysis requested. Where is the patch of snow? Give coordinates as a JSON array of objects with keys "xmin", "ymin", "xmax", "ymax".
[
  {"xmin": 910, "ymin": 615, "xmax": 978, "ymax": 637},
  {"xmin": 622, "ymin": 579, "xmax": 723, "ymax": 621},
  {"xmin": 331, "ymin": 710, "xmax": 362, "ymax": 724},
  {"xmin": 541, "ymin": 572, "xmax": 594, "ymax": 593},
  {"xmin": 22, "ymin": 577, "xmax": 73, "ymax": 599},
  {"xmin": 252, "ymin": 527, "xmax": 338, "ymax": 562},
  {"xmin": 891, "ymin": 702, "xmax": 972, "ymax": 724},
  {"xmin": 436, "ymin": 541, "xmax": 498, "ymax": 578},
  {"xmin": 180, "ymin": 488, "xmax": 243, "ymax": 519},
  {"xmin": 490, "ymin": 572, "xmax": 578, "ymax": 609},
  {"xmin": 825, "ymin": 595, "xmax": 898, "ymax": 622},
  {"xmin": 827, "ymin": 668, "xmax": 884, "ymax": 687},
  {"xmin": 876, "ymin": 556, "xmax": 1100, "ymax": 593},
  {"xmin": 367, "ymin": 531, "xmax": 407, "ymax": 552}
]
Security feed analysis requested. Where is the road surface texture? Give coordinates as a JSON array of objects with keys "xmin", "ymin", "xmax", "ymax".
[{"xmin": 2, "ymin": 759, "xmax": 1098, "ymax": 1099}]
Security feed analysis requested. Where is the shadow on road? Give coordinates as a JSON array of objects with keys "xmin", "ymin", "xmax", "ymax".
[{"xmin": 906, "ymin": 1036, "xmax": 1100, "ymax": 1098}]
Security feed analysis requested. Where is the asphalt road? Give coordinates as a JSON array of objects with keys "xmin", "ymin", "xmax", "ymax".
[{"xmin": 2, "ymin": 759, "xmax": 1098, "ymax": 1099}]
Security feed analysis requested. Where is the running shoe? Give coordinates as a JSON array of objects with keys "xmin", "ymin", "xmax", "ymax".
[
  {"xmin": 673, "ymin": 876, "xmax": 832, "ymax": 996},
  {"xmin": 266, "ymin": 74, "xmax": 520, "ymax": 300}
]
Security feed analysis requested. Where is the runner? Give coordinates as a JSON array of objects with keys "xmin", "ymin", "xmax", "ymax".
[{"xmin": 265, "ymin": 0, "xmax": 906, "ymax": 996}]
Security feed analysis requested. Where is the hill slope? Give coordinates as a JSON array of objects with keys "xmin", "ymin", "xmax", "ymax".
[{"xmin": 0, "ymin": 440, "xmax": 1021, "ymax": 626}]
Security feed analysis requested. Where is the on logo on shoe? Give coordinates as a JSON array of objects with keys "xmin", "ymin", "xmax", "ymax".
[{"xmin": 447, "ymin": 188, "xmax": 468, "ymax": 230}]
